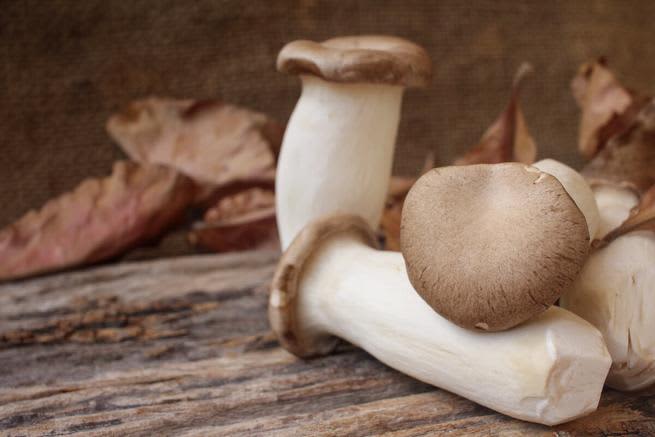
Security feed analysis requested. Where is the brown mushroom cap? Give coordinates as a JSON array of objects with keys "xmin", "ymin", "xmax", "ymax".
[
  {"xmin": 277, "ymin": 35, "xmax": 432, "ymax": 87},
  {"xmin": 400, "ymin": 163, "xmax": 590, "ymax": 332},
  {"xmin": 269, "ymin": 214, "xmax": 379, "ymax": 358}
]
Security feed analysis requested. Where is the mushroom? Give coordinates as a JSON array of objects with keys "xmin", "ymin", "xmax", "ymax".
[
  {"xmin": 531, "ymin": 158, "xmax": 600, "ymax": 240},
  {"xmin": 591, "ymin": 184, "xmax": 640, "ymax": 239},
  {"xmin": 275, "ymin": 35, "xmax": 432, "ymax": 249},
  {"xmin": 269, "ymin": 214, "xmax": 611, "ymax": 425},
  {"xmin": 556, "ymin": 76, "xmax": 655, "ymax": 390},
  {"xmin": 560, "ymin": 183, "xmax": 655, "ymax": 391},
  {"xmin": 400, "ymin": 161, "xmax": 596, "ymax": 331}
]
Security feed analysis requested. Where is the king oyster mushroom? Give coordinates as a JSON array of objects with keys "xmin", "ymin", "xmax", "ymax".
[
  {"xmin": 560, "ymin": 98, "xmax": 655, "ymax": 391},
  {"xmin": 400, "ymin": 160, "xmax": 598, "ymax": 331},
  {"xmin": 275, "ymin": 35, "xmax": 432, "ymax": 249},
  {"xmin": 560, "ymin": 186, "xmax": 655, "ymax": 391},
  {"xmin": 269, "ymin": 214, "xmax": 611, "ymax": 425}
]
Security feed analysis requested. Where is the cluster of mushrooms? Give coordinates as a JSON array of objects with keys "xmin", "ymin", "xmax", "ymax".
[{"xmin": 268, "ymin": 36, "xmax": 654, "ymax": 426}]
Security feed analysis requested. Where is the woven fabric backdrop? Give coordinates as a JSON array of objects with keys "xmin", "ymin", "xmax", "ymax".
[{"xmin": 2, "ymin": 0, "xmax": 655, "ymax": 227}]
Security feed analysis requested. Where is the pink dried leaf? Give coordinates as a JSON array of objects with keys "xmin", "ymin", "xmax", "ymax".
[
  {"xmin": 188, "ymin": 187, "xmax": 278, "ymax": 253},
  {"xmin": 0, "ymin": 161, "xmax": 195, "ymax": 281},
  {"xmin": 572, "ymin": 59, "xmax": 645, "ymax": 159},
  {"xmin": 106, "ymin": 98, "xmax": 284, "ymax": 199},
  {"xmin": 582, "ymin": 99, "xmax": 655, "ymax": 193}
]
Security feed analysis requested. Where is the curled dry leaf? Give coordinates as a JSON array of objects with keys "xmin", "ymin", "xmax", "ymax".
[
  {"xmin": 582, "ymin": 99, "xmax": 655, "ymax": 193},
  {"xmin": 572, "ymin": 59, "xmax": 647, "ymax": 160},
  {"xmin": 0, "ymin": 161, "xmax": 195, "ymax": 280},
  {"xmin": 595, "ymin": 184, "xmax": 655, "ymax": 248},
  {"xmin": 106, "ymin": 98, "xmax": 284, "ymax": 200},
  {"xmin": 188, "ymin": 187, "xmax": 278, "ymax": 253},
  {"xmin": 455, "ymin": 63, "xmax": 537, "ymax": 166},
  {"xmin": 379, "ymin": 153, "xmax": 435, "ymax": 250},
  {"xmin": 203, "ymin": 186, "xmax": 274, "ymax": 223}
]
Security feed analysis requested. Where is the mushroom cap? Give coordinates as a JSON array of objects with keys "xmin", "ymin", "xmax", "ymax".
[
  {"xmin": 400, "ymin": 163, "xmax": 590, "ymax": 331},
  {"xmin": 269, "ymin": 214, "xmax": 379, "ymax": 358},
  {"xmin": 277, "ymin": 35, "xmax": 432, "ymax": 87}
]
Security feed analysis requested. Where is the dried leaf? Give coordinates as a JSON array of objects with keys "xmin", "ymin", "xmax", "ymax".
[
  {"xmin": 596, "ymin": 184, "xmax": 655, "ymax": 247},
  {"xmin": 380, "ymin": 153, "xmax": 435, "ymax": 250},
  {"xmin": 106, "ymin": 98, "xmax": 284, "ymax": 199},
  {"xmin": 203, "ymin": 186, "xmax": 275, "ymax": 223},
  {"xmin": 380, "ymin": 201, "xmax": 404, "ymax": 251},
  {"xmin": 188, "ymin": 187, "xmax": 278, "ymax": 253},
  {"xmin": 455, "ymin": 63, "xmax": 537, "ymax": 166},
  {"xmin": 0, "ymin": 161, "xmax": 196, "ymax": 280},
  {"xmin": 572, "ymin": 59, "xmax": 646, "ymax": 159},
  {"xmin": 582, "ymin": 99, "xmax": 655, "ymax": 193}
]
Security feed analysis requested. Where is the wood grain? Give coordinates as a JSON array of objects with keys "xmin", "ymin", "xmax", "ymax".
[{"xmin": 1, "ymin": 250, "xmax": 654, "ymax": 436}]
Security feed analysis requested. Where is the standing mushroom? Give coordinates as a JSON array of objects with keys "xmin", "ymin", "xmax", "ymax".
[
  {"xmin": 400, "ymin": 161, "xmax": 596, "ymax": 331},
  {"xmin": 275, "ymin": 36, "xmax": 432, "ymax": 248},
  {"xmin": 269, "ymin": 214, "xmax": 611, "ymax": 426}
]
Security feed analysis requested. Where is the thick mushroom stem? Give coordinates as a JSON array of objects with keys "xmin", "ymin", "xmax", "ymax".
[
  {"xmin": 561, "ymin": 184, "xmax": 655, "ymax": 391},
  {"xmin": 276, "ymin": 76, "xmax": 403, "ymax": 248},
  {"xmin": 592, "ymin": 184, "xmax": 640, "ymax": 238},
  {"xmin": 295, "ymin": 232, "xmax": 611, "ymax": 426}
]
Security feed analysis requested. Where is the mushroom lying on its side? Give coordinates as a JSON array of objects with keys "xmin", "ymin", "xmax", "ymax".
[
  {"xmin": 560, "ymin": 184, "xmax": 655, "ymax": 391},
  {"xmin": 275, "ymin": 35, "xmax": 432, "ymax": 249},
  {"xmin": 270, "ymin": 214, "xmax": 611, "ymax": 426},
  {"xmin": 400, "ymin": 160, "xmax": 598, "ymax": 331}
]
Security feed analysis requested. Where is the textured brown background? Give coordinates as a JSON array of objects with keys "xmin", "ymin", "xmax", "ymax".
[{"xmin": 2, "ymin": 0, "xmax": 655, "ymax": 227}]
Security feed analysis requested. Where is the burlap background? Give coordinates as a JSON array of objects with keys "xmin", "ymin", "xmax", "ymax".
[{"xmin": 2, "ymin": 0, "xmax": 655, "ymax": 227}]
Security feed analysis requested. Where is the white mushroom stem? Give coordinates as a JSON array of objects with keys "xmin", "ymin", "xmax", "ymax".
[
  {"xmin": 561, "ymin": 184, "xmax": 655, "ymax": 391},
  {"xmin": 532, "ymin": 159, "xmax": 601, "ymax": 240},
  {"xmin": 298, "ymin": 232, "xmax": 611, "ymax": 425},
  {"xmin": 593, "ymin": 184, "xmax": 640, "ymax": 239},
  {"xmin": 276, "ymin": 75, "xmax": 403, "ymax": 249}
]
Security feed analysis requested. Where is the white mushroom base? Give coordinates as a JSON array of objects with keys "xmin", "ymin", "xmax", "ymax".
[
  {"xmin": 298, "ymin": 233, "xmax": 611, "ymax": 425},
  {"xmin": 561, "ymin": 185, "xmax": 655, "ymax": 391}
]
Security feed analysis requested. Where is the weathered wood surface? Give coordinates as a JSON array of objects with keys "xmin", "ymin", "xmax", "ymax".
[{"xmin": 0, "ymin": 250, "xmax": 654, "ymax": 436}]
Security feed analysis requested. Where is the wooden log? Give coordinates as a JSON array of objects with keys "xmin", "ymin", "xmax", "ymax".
[{"xmin": 0, "ymin": 250, "xmax": 654, "ymax": 436}]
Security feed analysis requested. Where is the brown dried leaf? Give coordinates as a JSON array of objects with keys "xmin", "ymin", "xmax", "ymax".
[
  {"xmin": 204, "ymin": 186, "xmax": 275, "ymax": 223},
  {"xmin": 582, "ymin": 99, "xmax": 655, "ymax": 193},
  {"xmin": 0, "ymin": 161, "xmax": 196, "ymax": 281},
  {"xmin": 596, "ymin": 184, "xmax": 655, "ymax": 247},
  {"xmin": 572, "ymin": 59, "xmax": 646, "ymax": 159},
  {"xmin": 106, "ymin": 98, "xmax": 284, "ymax": 199},
  {"xmin": 380, "ymin": 153, "xmax": 435, "ymax": 250},
  {"xmin": 189, "ymin": 187, "xmax": 278, "ymax": 253},
  {"xmin": 380, "ymin": 201, "xmax": 404, "ymax": 251},
  {"xmin": 455, "ymin": 63, "xmax": 537, "ymax": 166}
]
